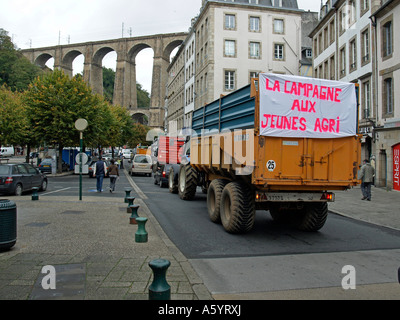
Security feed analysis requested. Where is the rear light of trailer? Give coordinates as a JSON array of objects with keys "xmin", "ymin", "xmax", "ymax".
[{"xmin": 321, "ymin": 192, "xmax": 334, "ymax": 201}]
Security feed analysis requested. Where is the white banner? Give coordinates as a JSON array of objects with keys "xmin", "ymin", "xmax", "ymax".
[{"xmin": 259, "ymin": 73, "xmax": 357, "ymax": 138}]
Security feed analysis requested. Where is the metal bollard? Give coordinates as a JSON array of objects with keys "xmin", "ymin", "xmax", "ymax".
[
  {"xmin": 129, "ymin": 204, "xmax": 140, "ymax": 225},
  {"xmin": 148, "ymin": 259, "xmax": 171, "ymax": 300},
  {"xmin": 126, "ymin": 197, "xmax": 135, "ymax": 213},
  {"xmin": 124, "ymin": 188, "xmax": 132, "ymax": 203},
  {"xmin": 135, "ymin": 217, "xmax": 148, "ymax": 243},
  {"xmin": 32, "ymin": 187, "xmax": 39, "ymax": 201}
]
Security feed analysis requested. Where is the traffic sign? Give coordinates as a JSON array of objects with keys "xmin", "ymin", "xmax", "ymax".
[{"xmin": 75, "ymin": 153, "xmax": 88, "ymax": 165}]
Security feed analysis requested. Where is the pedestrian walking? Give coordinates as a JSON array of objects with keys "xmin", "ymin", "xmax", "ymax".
[
  {"xmin": 357, "ymin": 164, "xmax": 365, "ymax": 199},
  {"xmin": 359, "ymin": 159, "xmax": 375, "ymax": 201},
  {"xmin": 93, "ymin": 157, "xmax": 107, "ymax": 192},
  {"xmin": 108, "ymin": 159, "xmax": 119, "ymax": 193}
]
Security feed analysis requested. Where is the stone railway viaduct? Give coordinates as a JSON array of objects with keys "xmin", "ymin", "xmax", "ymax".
[{"xmin": 21, "ymin": 32, "xmax": 188, "ymax": 128}]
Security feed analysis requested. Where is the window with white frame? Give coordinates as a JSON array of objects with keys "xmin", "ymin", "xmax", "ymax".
[
  {"xmin": 382, "ymin": 20, "xmax": 393, "ymax": 58},
  {"xmin": 273, "ymin": 19, "xmax": 284, "ymax": 34},
  {"xmin": 225, "ymin": 70, "xmax": 235, "ymax": 91},
  {"xmin": 340, "ymin": 46, "xmax": 346, "ymax": 77},
  {"xmin": 349, "ymin": 0, "xmax": 356, "ymax": 25},
  {"xmin": 250, "ymin": 16, "xmax": 260, "ymax": 32},
  {"xmin": 383, "ymin": 77, "xmax": 394, "ymax": 116},
  {"xmin": 274, "ymin": 44, "xmax": 284, "ymax": 60},
  {"xmin": 362, "ymin": 28, "xmax": 370, "ymax": 64},
  {"xmin": 224, "ymin": 40, "xmax": 236, "ymax": 57},
  {"xmin": 350, "ymin": 39, "xmax": 357, "ymax": 71},
  {"xmin": 363, "ymin": 81, "xmax": 371, "ymax": 119},
  {"xmin": 250, "ymin": 42, "xmax": 260, "ymax": 59},
  {"xmin": 225, "ymin": 14, "xmax": 236, "ymax": 30}
]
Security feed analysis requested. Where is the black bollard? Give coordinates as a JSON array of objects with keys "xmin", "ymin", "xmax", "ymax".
[
  {"xmin": 124, "ymin": 188, "xmax": 132, "ymax": 203},
  {"xmin": 32, "ymin": 187, "xmax": 39, "ymax": 201},
  {"xmin": 129, "ymin": 204, "xmax": 140, "ymax": 225},
  {"xmin": 126, "ymin": 197, "xmax": 135, "ymax": 213},
  {"xmin": 149, "ymin": 259, "xmax": 171, "ymax": 300},
  {"xmin": 135, "ymin": 217, "xmax": 148, "ymax": 243}
]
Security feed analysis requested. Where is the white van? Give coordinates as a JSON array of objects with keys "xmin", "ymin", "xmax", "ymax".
[
  {"xmin": 122, "ymin": 149, "xmax": 133, "ymax": 159},
  {"xmin": 0, "ymin": 146, "xmax": 15, "ymax": 157}
]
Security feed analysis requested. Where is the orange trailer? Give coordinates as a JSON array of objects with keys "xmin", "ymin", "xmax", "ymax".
[{"xmin": 177, "ymin": 75, "xmax": 361, "ymax": 234}]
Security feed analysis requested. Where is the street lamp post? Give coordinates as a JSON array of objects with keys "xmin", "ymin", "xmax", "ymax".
[{"xmin": 75, "ymin": 119, "xmax": 88, "ymax": 201}]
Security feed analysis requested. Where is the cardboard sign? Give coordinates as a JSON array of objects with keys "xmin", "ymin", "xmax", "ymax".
[{"xmin": 259, "ymin": 73, "xmax": 357, "ymax": 139}]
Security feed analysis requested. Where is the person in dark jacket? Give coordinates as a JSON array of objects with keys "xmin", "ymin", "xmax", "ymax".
[
  {"xmin": 93, "ymin": 157, "xmax": 107, "ymax": 192},
  {"xmin": 108, "ymin": 159, "xmax": 119, "ymax": 193},
  {"xmin": 359, "ymin": 159, "xmax": 375, "ymax": 201}
]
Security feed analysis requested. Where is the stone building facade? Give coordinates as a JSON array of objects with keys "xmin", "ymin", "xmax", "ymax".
[
  {"xmin": 166, "ymin": 0, "xmax": 310, "ymax": 132},
  {"xmin": 310, "ymin": 0, "xmax": 400, "ymax": 190}
]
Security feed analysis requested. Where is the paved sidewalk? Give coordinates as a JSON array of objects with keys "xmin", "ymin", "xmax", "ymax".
[
  {"xmin": 329, "ymin": 186, "xmax": 400, "ymax": 231},
  {"xmin": 0, "ymin": 194, "xmax": 213, "ymax": 300},
  {"xmin": 1, "ymin": 178, "xmax": 398, "ymax": 300}
]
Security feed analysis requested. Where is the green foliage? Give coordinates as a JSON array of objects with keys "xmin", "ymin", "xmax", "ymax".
[
  {"xmin": 101, "ymin": 66, "xmax": 150, "ymax": 107},
  {"xmin": 128, "ymin": 123, "xmax": 151, "ymax": 147},
  {"xmin": 136, "ymin": 83, "xmax": 150, "ymax": 108},
  {"xmin": 103, "ymin": 67, "xmax": 115, "ymax": 103},
  {"xmin": 0, "ymin": 85, "xmax": 28, "ymax": 146},
  {"xmin": 0, "ymin": 29, "xmax": 42, "ymax": 91},
  {"xmin": 24, "ymin": 69, "xmax": 111, "ymax": 171}
]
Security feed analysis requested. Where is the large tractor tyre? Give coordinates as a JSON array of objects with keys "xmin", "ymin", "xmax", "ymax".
[
  {"xmin": 293, "ymin": 202, "xmax": 328, "ymax": 232},
  {"xmin": 178, "ymin": 164, "xmax": 198, "ymax": 200},
  {"xmin": 207, "ymin": 179, "xmax": 228, "ymax": 224},
  {"xmin": 168, "ymin": 167, "xmax": 178, "ymax": 194},
  {"xmin": 220, "ymin": 182, "xmax": 255, "ymax": 234}
]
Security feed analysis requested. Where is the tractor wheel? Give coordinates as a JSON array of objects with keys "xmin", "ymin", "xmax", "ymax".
[
  {"xmin": 207, "ymin": 179, "xmax": 228, "ymax": 223},
  {"xmin": 178, "ymin": 164, "xmax": 198, "ymax": 200},
  {"xmin": 220, "ymin": 182, "xmax": 255, "ymax": 234}
]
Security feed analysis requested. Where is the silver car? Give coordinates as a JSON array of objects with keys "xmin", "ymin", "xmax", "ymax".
[{"xmin": 130, "ymin": 155, "xmax": 152, "ymax": 177}]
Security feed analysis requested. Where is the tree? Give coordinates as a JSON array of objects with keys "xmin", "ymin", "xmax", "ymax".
[
  {"xmin": 128, "ymin": 123, "xmax": 151, "ymax": 147},
  {"xmin": 103, "ymin": 67, "xmax": 115, "ymax": 103},
  {"xmin": 0, "ymin": 85, "xmax": 28, "ymax": 148},
  {"xmin": 137, "ymin": 83, "xmax": 150, "ymax": 108},
  {"xmin": 24, "ymin": 69, "xmax": 109, "ymax": 172},
  {"xmin": 0, "ymin": 29, "xmax": 41, "ymax": 91}
]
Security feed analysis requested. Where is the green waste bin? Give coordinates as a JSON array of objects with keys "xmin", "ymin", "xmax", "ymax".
[{"xmin": 0, "ymin": 199, "xmax": 17, "ymax": 251}]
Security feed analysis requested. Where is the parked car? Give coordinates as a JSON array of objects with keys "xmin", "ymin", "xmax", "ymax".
[
  {"xmin": 38, "ymin": 159, "xmax": 70, "ymax": 173},
  {"xmin": 0, "ymin": 163, "xmax": 48, "ymax": 196},
  {"xmin": 130, "ymin": 155, "xmax": 152, "ymax": 176},
  {"xmin": 102, "ymin": 153, "xmax": 113, "ymax": 161},
  {"xmin": 88, "ymin": 160, "xmax": 111, "ymax": 178},
  {"xmin": 122, "ymin": 149, "xmax": 133, "ymax": 159}
]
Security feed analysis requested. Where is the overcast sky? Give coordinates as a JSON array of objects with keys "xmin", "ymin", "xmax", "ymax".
[{"xmin": 1, "ymin": 0, "xmax": 322, "ymax": 92}]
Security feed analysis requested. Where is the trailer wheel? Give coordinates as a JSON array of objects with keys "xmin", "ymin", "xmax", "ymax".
[
  {"xmin": 220, "ymin": 182, "xmax": 255, "ymax": 234},
  {"xmin": 178, "ymin": 164, "xmax": 198, "ymax": 200},
  {"xmin": 168, "ymin": 167, "xmax": 178, "ymax": 194},
  {"xmin": 294, "ymin": 202, "xmax": 328, "ymax": 232},
  {"xmin": 207, "ymin": 179, "xmax": 228, "ymax": 223}
]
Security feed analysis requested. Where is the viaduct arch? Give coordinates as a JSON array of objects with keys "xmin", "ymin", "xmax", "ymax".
[{"xmin": 21, "ymin": 32, "xmax": 187, "ymax": 128}]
